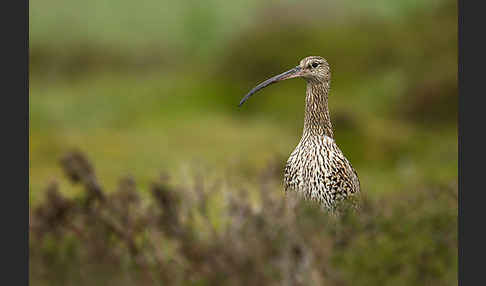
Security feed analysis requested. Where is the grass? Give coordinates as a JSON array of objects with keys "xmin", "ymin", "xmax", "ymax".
[{"xmin": 30, "ymin": 151, "xmax": 457, "ymax": 286}]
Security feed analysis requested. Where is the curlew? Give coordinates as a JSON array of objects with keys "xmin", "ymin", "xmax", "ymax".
[{"xmin": 239, "ymin": 56, "xmax": 360, "ymax": 211}]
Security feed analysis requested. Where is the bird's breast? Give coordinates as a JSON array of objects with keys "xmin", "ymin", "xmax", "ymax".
[{"xmin": 283, "ymin": 135, "xmax": 360, "ymax": 209}]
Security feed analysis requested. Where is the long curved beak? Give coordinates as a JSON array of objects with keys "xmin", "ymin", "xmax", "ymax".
[{"xmin": 238, "ymin": 66, "xmax": 303, "ymax": 107}]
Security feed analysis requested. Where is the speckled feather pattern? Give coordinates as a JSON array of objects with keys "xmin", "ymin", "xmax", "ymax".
[
  {"xmin": 284, "ymin": 134, "xmax": 360, "ymax": 210},
  {"xmin": 283, "ymin": 57, "xmax": 360, "ymax": 211},
  {"xmin": 240, "ymin": 56, "xmax": 360, "ymax": 211}
]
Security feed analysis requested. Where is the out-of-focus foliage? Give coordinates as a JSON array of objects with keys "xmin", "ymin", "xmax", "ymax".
[
  {"xmin": 30, "ymin": 151, "xmax": 457, "ymax": 286},
  {"xmin": 29, "ymin": 0, "xmax": 457, "ymax": 284}
]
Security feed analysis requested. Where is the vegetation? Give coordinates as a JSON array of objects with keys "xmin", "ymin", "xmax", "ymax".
[
  {"xmin": 30, "ymin": 0, "xmax": 457, "ymax": 285},
  {"xmin": 30, "ymin": 151, "xmax": 457, "ymax": 285}
]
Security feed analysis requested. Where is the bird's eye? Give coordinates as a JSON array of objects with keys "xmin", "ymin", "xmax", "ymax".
[{"xmin": 311, "ymin": 62, "xmax": 319, "ymax": 68}]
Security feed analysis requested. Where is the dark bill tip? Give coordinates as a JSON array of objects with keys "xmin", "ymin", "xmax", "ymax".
[{"xmin": 238, "ymin": 66, "xmax": 302, "ymax": 107}]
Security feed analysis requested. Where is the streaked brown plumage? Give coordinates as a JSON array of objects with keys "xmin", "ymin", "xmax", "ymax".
[{"xmin": 239, "ymin": 56, "xmax": 360, "ymax": 211}]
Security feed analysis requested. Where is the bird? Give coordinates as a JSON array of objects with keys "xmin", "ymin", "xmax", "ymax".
[{"xmin": 239, "ymin": 56, "xmax": 360, "ymax": 211}]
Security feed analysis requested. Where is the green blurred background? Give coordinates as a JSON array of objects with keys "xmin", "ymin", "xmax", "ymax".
[
  {"xmin": 29, "ymin": 0, "xmax": 457, "ymax": 284},
  {"xmin": 30, "ymin": 0, "xmax": 456, "ymax": 198}
]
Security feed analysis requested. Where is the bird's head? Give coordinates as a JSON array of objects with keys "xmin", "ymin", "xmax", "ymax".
[
  {"xmin": 299, "ymin": 56, "xmax": 330, "ymax": 82},
  {"xmin": 239, "ymin": 56, "xmax": 330, "ymax": 107}
]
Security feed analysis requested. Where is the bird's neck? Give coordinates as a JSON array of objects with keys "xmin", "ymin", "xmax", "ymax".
[{"xmin": 303, "ymin": 81, "xmax": 334, "ymax": 138}]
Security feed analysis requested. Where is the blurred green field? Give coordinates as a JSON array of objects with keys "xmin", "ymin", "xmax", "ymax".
[
  {"xmin": 29, "ymin": 0, "xmax": 457, "ymax": 284},
  {"xmin": 29, "ymin": 69, "xmax": 456, "ymax": 199},
  {"xmin": 29, "ymin": 0, "xmax": 457, "ymax": 199}
]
